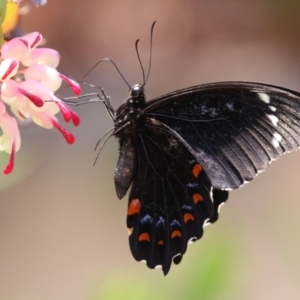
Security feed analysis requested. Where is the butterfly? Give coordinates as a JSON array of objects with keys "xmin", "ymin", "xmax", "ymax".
[{"xmin": 97, "ymin": 22, "xmax": 300, "ymax": 275}]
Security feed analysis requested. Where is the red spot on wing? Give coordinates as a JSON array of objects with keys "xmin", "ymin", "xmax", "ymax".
[
  {"xmin": 192, "ymin": 164, "xmax": 203, "ymax": 178},
  {"xmin": 171, "ymin": 230, "xmax": 182, "ymax": 238},
  {"xmin": 158, "ymin": 240, "xmax": 164, "ymax": 245},
  {"xmin": 128, "ymin": 198, "xmax": 141, "ymax": 215},
  {"xmin": 193, "ymin": 193, "xmax": 203, "ymax": 204},
  {"xmin": 184, "ymin": 213, "xmax": 195, "ymax": 223},
  {"xmin": 138, "ymin": 232, "xmax": 150, "ymax": 242}
]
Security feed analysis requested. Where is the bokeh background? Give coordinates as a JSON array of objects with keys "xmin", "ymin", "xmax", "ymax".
[{"xmin": 1, "ymin": 0, "xmax": 300, "ymax": 299}]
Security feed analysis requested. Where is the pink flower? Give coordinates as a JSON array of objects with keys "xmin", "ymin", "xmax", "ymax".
[{"xmin": 0, "ymin": 32, "xmax": 81, "ymax": 174}]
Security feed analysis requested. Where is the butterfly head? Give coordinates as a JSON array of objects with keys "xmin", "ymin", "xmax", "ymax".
[
  {"xmin": 127, "ymin": 83, "xmax": 146, "ymax": 108},
  {"xmin": 114, "ymin": 84, "xmax": 147, "ymax": 134},
  {"xmin": 130, "ymin": 84, "xmax": 144, "ymax": 98}
]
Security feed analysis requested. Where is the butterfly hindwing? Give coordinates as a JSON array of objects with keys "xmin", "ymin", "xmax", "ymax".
[
  {"xmin": 145, "ymin": 82, "xmax": 300, "ymax": 190},
  {"xmin": 209, "ymin": 189, "xmax": 229, "ymax": 223},
  {"xmin": 123, "ymin": 119, "xmax": 214, "ymax": 275}
]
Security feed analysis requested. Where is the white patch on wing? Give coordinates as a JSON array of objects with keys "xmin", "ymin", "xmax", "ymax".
[
  {"xmin": 272, "ymin": 132, "xmax": 282, "ymax": 148},
  {"xmin": 272, "ymin": 138, "xmax": 279, "ymax": 148},
  {"xmin": 203, "ymin": 218, "xmax": 211, "ymax": 227},
  {"xmin": 266, "ymin": 114, "xmax": 279, "ymax": 126},
  {"xmin": 269, "ymin": 105, "xmax": 277, "ymax": 112},
  {"xmin": 188, "ymin": 237, "xmax": 196, "ymax": 245},
  {"xmin": 273, "ymin": 132, "xmax": 282, "ymax": 142},
  {"xmin": 258, "ymin": 93, "xmax": 270, "ymax": 103},
  {"xmin": 218, "ymin": 202, "xmax": 225, "ymax": 213}
]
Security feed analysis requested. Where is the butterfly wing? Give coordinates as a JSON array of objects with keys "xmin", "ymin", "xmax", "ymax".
[
  {"xmin": 145, "ymin": 81, "xmax": 300, "ymax": 190},
  {"xmin": 119, "ymin": 119, "xmax": 217, "ymax": 275}
]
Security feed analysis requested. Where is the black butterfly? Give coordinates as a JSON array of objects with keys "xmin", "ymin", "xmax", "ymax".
[{"xmin": 97, "ymin": 23, "xmax": 300, "ymax": 275}]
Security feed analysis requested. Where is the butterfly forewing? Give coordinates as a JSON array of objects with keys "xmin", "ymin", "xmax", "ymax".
[
  {"xmin": 123, "ymin": 119, "xmax": 214, "ymax": 275},
  {"xmin": 145, "ymin": 82, "xmax": 300, "ymax": 190}
]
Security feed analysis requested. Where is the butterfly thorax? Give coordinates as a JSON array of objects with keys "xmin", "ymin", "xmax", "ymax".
[{"xmin": 114, "ymin": 84, "xmax": 147, "ymax": 135}]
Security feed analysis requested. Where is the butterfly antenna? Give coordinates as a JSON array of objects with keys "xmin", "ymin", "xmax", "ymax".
[
  {"xmin": 135, "ymin": 39, "xmax": 146, "ymax": 85},
  {"xmin": 144, "ymin": 21, "xmax": 156, "ymax": 86},
  {"xmin": 81, "ymin": 58, "xmax": 131, "ymax": 89},
  {"xmin": 93, "ymin": 127, "xmax": 115, "ymax": 165}
]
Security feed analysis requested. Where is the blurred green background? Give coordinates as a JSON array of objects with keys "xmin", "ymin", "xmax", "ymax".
[{"xmin": 1, "ymin": 0, "xmax": 300, "ymax": 299}]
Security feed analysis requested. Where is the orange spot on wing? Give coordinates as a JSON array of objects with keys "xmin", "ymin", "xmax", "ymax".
[
  {"xmin": 171, "ymin": 230, "xmax": 182, "ymax": 238},
  {"xmin": 138, "ymin": 232, "xmax": 150, "ymax": 242},
  {"xmin": 128, "ymin": 198, "xmax": 141, "ymax": 215},
  {"xmin": 158, "ymin": 240, "xmax": 164, "ymax": 245},
  {"xmin": 128, "ymin": 227, "xmax": 134, "ymax": 235},
  {"xmin": 193, "ymin": 193, "xmax": 203, "ymax": 204},
  {"xmin": 192, "ymin": 164, "xmax": 203, "ymax": 178},
  {"xmin": 184, "ymin": 213, "xmax": 195, "ymax": 223}
]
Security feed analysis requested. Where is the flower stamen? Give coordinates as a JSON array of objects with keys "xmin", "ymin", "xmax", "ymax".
[
  {"xmin": 3, "ymin": 139, "xmax": 16, "ymax": 174},
  {"xmin": 51, "ymin": 119, "xmax": 75, "ymax": 144},
  {"xmin": 56, "ymin": 102, "xmax": 72, "ymax": 122},
  {"xmin": 71, "ymin": 111, "xmax": 80, "ymax": 126},
  {"xmin": 56, "ymin": 102, "xmax": 80, "ymax": 126},
  {"xmin": 17, "ymin": 87, "xmax": 44, "ymax": 107},
  {"xmin": 59, "ymin": 73, "xmax": 81, "ymax": 95}
]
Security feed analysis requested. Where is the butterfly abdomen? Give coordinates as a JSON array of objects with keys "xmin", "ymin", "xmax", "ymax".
[{"xmin": 114, "ymin": 139, "xmax": 136, "ymax": 199}]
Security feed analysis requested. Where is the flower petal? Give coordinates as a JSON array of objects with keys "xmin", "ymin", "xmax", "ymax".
[
  {"xmin": 21, "ymin": 32, "xmax": 43, "ymax": 49},
  {"xmin": 1, "ymin": 37, "xmax": 30, "ymax": 61},
  {"xmin": 31, "ymin": 111, "xmax": 55, "ymax": 128},
  {"xmin": 1, "ymin": 80, "xmax": 24, "ymax": 105},
  {"xmin": 24, "ymin": 64, "xmax": 62, "ymax": 91},
  {"xmin": 0, "ymin": 101, "xmax": 6, "ymax": 115},
  {"xmin": 20, "ymin": 79, "xmax": 61, "ymax": 111},
  {"xmin": 0, "ymin": 58, "xmax": 19, "ymax": 81},
  {"xmin": 0, "ymin": 112, "xmax": 21, "ymax": 153},
  {"xmin": 22, "ymin": 48, "xmax": 60, "ymax": 68}
]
